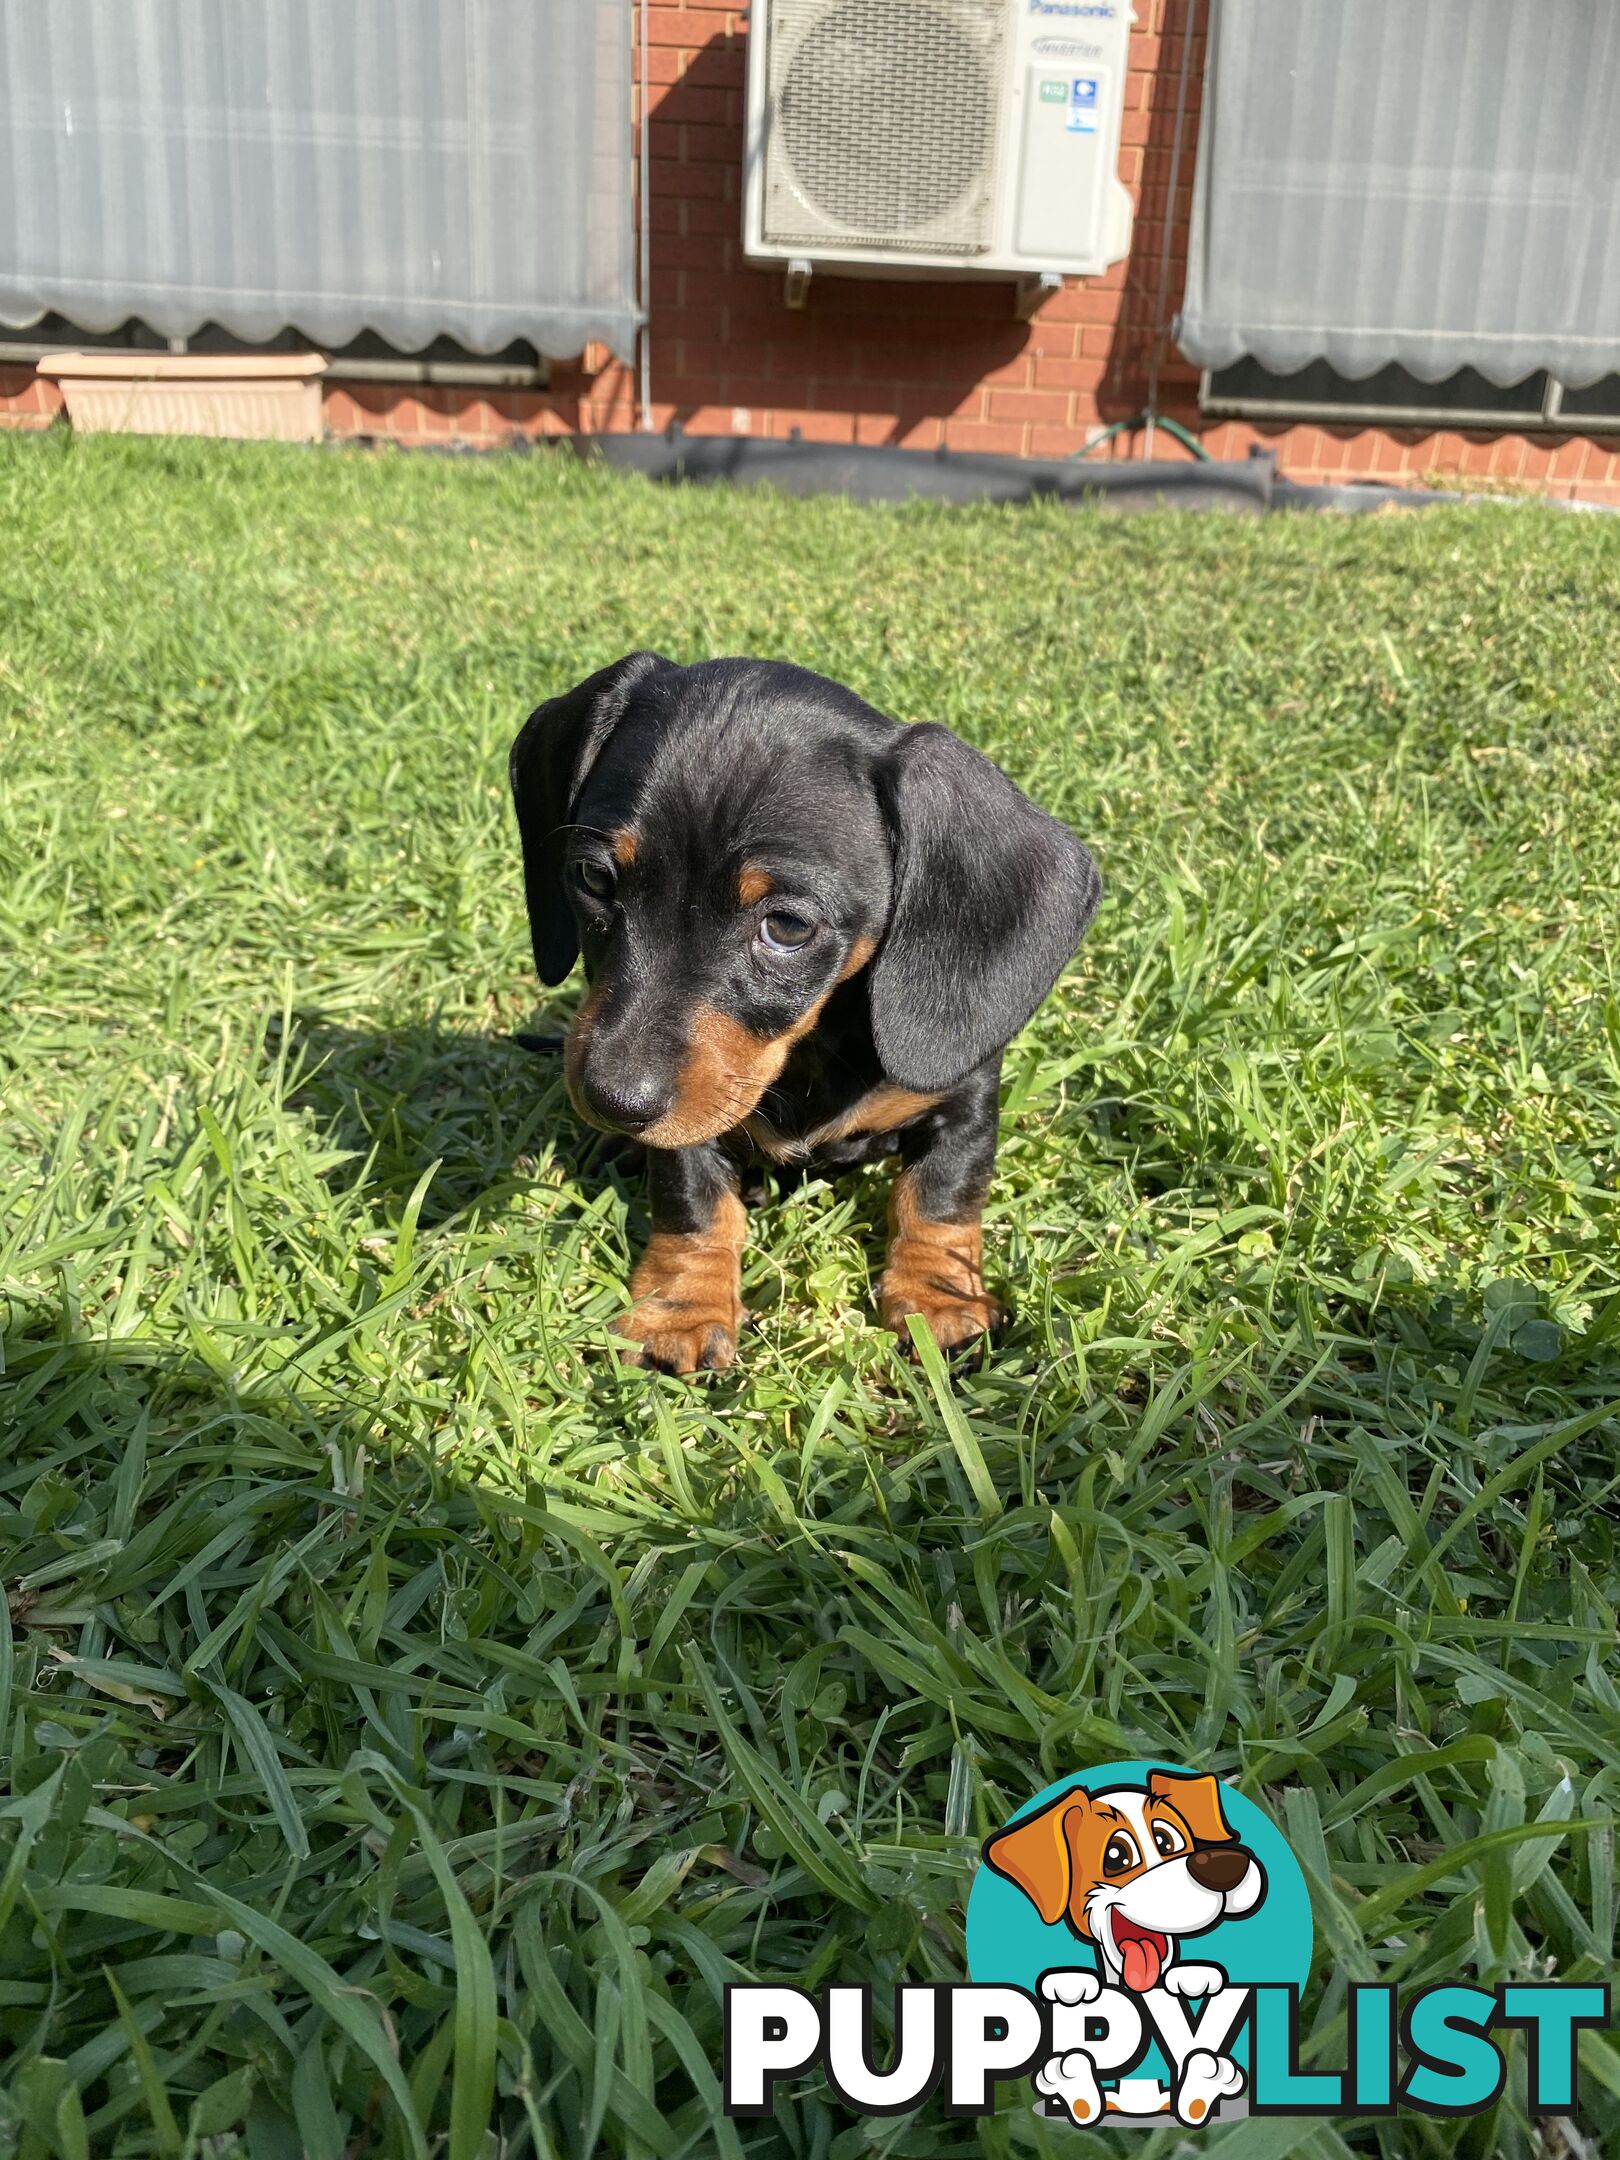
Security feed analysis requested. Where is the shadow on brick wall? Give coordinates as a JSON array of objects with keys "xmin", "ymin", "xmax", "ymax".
[
  {"xmin": 1099, "ymin": 0, "xmax": 1205, "ymax": 430},
  {"xmin": 648, "ymin": 32, "xmax": 1034, "ymax": 450}
]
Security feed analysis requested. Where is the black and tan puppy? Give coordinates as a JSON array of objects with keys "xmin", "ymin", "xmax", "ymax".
[{"xmin": 511, "ymin": 653, "xmax": 1100, "ymax": 1373}]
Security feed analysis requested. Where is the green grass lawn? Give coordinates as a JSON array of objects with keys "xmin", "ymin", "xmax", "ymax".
[{"xmin": 2, "ymin": 430, "xmax": 1619, "ymax": 2158}]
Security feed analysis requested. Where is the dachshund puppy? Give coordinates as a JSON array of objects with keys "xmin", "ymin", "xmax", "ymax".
[{"xmin": 511, "ymin": 653, "xmax": 1100, "ymax": 1373}]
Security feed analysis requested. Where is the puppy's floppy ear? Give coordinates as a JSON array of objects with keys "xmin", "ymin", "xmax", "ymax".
[
  {"xmin": 509, "ymin": 650, "xmax": 665, "ymax": 985},
  {"xmin": 982, "ymin": 1787, "xmax": 1091, "ymax": 1927},
  {"xmin": 1148, "ymin": 1770, "xmax": 1236, "ymax": 1846},
  {"xmin": 870, "ymin": 725, "xmax": 1101, "ymax": 1091}
]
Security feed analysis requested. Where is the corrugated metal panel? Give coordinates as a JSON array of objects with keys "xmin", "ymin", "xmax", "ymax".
[
  {"xmin": 1178, "ymin": 0, "xmax": 1620, "ymax": 389},
  {"xmin": 0, "ymin": 0, "xmax": 639, "ymax": 363}
]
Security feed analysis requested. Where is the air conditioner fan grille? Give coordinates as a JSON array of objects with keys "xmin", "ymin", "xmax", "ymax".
[{"xmin": 763, "ymin": 0, "xmax": 1005, "ymax": 255}]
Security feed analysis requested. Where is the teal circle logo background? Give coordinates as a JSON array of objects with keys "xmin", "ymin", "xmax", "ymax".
[{"xmin": 966, "ymin": 1761, "xmax": 1313, "ymax": 2017}]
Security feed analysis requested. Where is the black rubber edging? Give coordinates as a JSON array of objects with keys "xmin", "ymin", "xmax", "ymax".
[
  {"xmin": 570, "ymin": 432, "xmax": 1519, "ymax": 515},
  {"xmin": 329, "ymin": 427, "xmax": 1619, "ymax": 515}
]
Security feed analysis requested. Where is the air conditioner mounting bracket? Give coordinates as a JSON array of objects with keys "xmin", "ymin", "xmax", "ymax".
[{"xmin": 1015, "ymin": 271, "xmax": 1063, "ymax": 323}]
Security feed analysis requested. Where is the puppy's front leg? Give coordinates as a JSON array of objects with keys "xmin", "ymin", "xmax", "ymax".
[
  {"xmin": 878, "ymin": 1060, "xmax": 1005, "ymax": 1353},
  {"xmin": 614, "ymin": 1144, "xmax": 746, "ymax": 1375}
]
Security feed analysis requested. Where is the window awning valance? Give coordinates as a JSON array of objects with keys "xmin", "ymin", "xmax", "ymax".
[
  {"xmin": 1177, "ymin": 0, "xmax": 1620, "ymax": 391},
  {"xmin": 0, "ymin": 0, "xmax": 639, "ymax": 364}
]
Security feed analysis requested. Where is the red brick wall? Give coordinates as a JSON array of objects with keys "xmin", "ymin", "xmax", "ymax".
[{"xmin": 6, "ymin": 1, "xmax": 1620, "ymax": 506}]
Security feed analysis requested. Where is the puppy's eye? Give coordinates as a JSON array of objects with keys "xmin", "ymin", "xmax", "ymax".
[
  {"xmin": 1152, "ymin": 1822, "xmax": 1186, "ymax": 1858},
  {"xmin": 758, "ymin": 909, "xmax": 816, "ymax": 952},
  {"xmin": 575, "ymin": 860, "xmax": 614, "ymax": 901},
  {"xmin": 1102, "ymin": 1833, "xmax": 1140, "ymax": 1876}
]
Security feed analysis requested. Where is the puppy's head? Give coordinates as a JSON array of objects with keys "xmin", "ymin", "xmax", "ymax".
[
  {"xmin": 982, "ymin": 1772, "xmax": 1266, "ymax": 1991},
  {"xmin": 510, "ymin": 654, "xmax": 1100, "ymax": 1146}
]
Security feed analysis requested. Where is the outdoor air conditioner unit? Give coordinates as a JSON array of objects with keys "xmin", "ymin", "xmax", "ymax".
[{"xmin": 742, "ymin": 0, "xmax": 1135, "ymax": 285}]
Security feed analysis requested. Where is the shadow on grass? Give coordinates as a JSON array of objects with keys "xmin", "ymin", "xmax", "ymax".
[
  {"xmin": 6, "ymin": 1255, "xmax": 1619, "ymax": 2155},
  {"xmin": 265, "ymin": 1005, "xmax": 647, "ymax": 1228},
  {"xmin": 262, "ymin": 1004, "xmax": 900, "ymax": 1254},
  {"xmin": 0, "ymin": 1312, "xmax": 1009, "ymax": 2156},
  {"xmin": 0, "ymin": 1314, "xmax": 742, "ymax": 2155}
]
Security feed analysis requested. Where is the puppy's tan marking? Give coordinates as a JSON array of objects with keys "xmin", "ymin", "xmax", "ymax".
[
  {"xmin": 879, "ymin": 1168, "xmax": 1003, "ymax": 1352},
  {"xmin": 747, "ymin": 1083, "xmax": 943, "ymax": 1164},
  {"xmin": 611, "ymin": 828, "xmax": 638, "ymax": 867},
  {"xmin": 614, "ymin": 1190, "xmax": 747, "ymax": 1374},
  {"xmin": 823, "ymin": 1085, "xmax": 942, "ymax": 1143},
  {"xmin": 837, "ymin": 934, "xmax": 877, "ymax": 982},
  {"xmin": 642, "ymin": 996, "xmax": 830, "ymax": 1149},
  {"xmin": 737, "ymin": 864, "xmax": 773, "ymax": 906}
]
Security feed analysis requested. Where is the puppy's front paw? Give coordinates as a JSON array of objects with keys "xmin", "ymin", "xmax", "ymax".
[
  {"xmin": 617, "ymin": 1206, "xmax": 746, "ymax": 1376},
  {"xmin": 1160, "ymin": 1962, "xmax": 1225, "ymax": 1999},
  {"xmin": 613, "ymin": 1301, "xmax": 738, "ymax": 1375},
  {"xmin": 1040, "ymin": 1969, "xmax": 1102, "ymax": 2007},
  {"xmin": 880, "ymin": 1183, "xmax": 1005, "ymax": 1353},
  {"xmin": 881, "ymin": 1284, "xmax": 1006, "ymax": 1353}
]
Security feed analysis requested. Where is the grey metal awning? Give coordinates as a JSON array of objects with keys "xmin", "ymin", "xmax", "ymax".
[
  {"xmin": 1178, "ymin": 0, "xmax": 1620, "ymax": 391},
  {"xmin": 0, "ymin": 0, "xmax": 640, "ymax": 364}
]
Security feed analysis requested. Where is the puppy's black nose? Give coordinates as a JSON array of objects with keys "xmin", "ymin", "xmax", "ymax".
[
  {"xmin": 582, "ymin": 1072, "xmax": 672, "ymax": 1134},
  {"xmin": 1187, "ymin": 1844, "xmax": 1250, "ymax": 1894}
]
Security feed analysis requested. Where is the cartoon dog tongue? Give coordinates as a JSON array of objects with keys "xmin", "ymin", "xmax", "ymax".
[{"xmin": 1117, "ymin": 1921, "xmax": 1165, "ymax": 1992}]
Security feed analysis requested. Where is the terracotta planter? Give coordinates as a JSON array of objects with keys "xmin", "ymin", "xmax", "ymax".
[{"xmin": 37, "ymin": 352, "xmax": 328, "ymax": 442}]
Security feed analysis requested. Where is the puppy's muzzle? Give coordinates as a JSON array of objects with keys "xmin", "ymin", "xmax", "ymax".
[{"xmin": 564, "ymin": 985, "xmax": 680, "ymax": 1136}]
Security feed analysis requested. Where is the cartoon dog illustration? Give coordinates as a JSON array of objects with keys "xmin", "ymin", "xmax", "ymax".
[{"xmin": 983, "ymin": 1770, "xmax": 1265, "ymax": 2126}]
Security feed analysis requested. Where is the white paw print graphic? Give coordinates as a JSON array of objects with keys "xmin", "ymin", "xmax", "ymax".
[
  {"xmin": 1034, "ymin": 2049, "xmax": 1104, "ymax": 2126},
  {"xmin": 1176, "ymin": 2047, "xmax": 1245, "ymax": 2126}
]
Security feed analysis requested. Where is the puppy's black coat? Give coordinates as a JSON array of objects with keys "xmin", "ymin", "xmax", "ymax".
[{"xmin": 512, "ymin": 653, "xmax": 1100, "ymax": 1372}]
